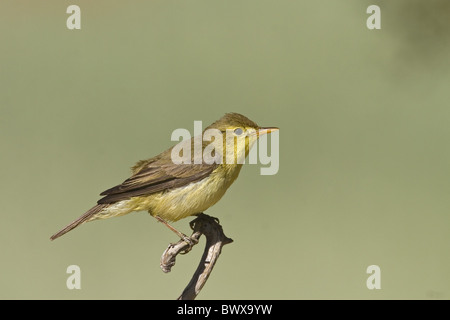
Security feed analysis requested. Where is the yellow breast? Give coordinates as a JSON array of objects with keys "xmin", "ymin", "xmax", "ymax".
[
  {"xmin": 96, "ymin": 164, "xmax": 243, "ymax": 222},
  {"xmin": 144, "ymin": 164, "xmax": 243, "ymax": 221}
]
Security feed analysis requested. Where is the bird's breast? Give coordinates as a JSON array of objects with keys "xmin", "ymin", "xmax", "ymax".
[{"xmin": 129, "ymin": 164, "xmax": 243, "ymax": 221}]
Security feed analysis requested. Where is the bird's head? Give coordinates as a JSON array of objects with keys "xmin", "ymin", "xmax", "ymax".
[{"xmin": 204, "ymin": 113, "xmax": 279, "ymax": 164}]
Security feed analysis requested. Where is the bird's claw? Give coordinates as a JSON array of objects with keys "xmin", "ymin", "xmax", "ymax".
[{"xmin": 180, "ymin": 235, "xmax": 198, "ymax": 254}]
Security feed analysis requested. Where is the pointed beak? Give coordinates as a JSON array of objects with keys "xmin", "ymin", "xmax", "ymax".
[{"xmin": 257, "ymin": 127, "xmax": 279, "ymax": 136}]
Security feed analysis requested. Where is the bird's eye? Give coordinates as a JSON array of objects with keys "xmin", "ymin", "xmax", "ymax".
[{"xmin": 234, "ymin": 128, "xmax": 244, "ymax": 136}]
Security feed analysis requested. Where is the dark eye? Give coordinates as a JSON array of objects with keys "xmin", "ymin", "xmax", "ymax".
[{"xmin": 234, "ymin": 128, "xmax": 244, "ymax": 135}]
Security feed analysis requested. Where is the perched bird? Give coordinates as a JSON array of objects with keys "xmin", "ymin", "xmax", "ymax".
[{"xmin": 50, "ymin": 113, "xmax": 278, "ymax": 242}]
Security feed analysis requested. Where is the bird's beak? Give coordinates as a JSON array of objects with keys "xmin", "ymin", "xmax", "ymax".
[{"xmin": 257, "ymin": 127, "xmax": 279, "ymax": 136}]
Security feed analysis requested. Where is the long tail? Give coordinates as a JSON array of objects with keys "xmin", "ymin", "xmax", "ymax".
[{"xmin": 50, "ymin": 204, "xmax": 109, "ymax": 241}]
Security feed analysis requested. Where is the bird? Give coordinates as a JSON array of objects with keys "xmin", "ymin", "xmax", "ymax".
[{"xmin": 50, "ymin": 112, "xmax": 278, "ymax": 242}]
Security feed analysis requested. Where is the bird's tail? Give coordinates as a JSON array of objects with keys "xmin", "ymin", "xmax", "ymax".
[{"xmin": 50, "ymin": 204, "xmax": 109, "ymax": 241}]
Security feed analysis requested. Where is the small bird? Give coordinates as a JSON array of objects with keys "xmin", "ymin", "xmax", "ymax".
[{"xmin": 50, "ymin": 113, "xmax": 278, "ymax": 242}]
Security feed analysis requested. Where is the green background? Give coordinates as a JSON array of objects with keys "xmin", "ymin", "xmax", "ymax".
[{"xmin": 1, "ymin": 0, "xmax": 450, "ymax": 299}]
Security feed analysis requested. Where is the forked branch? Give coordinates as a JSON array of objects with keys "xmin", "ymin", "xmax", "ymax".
[{"xmin": 160, "ymin": 213, "xmax": 233, "ymax": 300}]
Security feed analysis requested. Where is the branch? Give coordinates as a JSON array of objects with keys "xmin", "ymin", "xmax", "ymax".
[{"xmin": 159, "ymin": 213, "xmax": 233, "ymax": 300}]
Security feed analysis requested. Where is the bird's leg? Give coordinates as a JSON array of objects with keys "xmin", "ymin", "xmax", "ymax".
[{"xmin": 154, "ymin": 215, "xmax": 198, "ymax": 252}]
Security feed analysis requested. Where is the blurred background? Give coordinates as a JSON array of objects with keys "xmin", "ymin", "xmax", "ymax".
[{"xmin": 1, "ymin": 0, "xmax": 450, "ymax": 299}]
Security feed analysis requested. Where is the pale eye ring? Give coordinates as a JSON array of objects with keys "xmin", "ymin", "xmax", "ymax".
[{"xmin": 234, "ymin": 128, "xmax": 244, "ymax": 136}]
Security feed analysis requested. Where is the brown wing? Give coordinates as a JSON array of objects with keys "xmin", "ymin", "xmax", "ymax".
[{"xmin": 97, "ymin": 141, "xmax": 219, "ymax": 204}]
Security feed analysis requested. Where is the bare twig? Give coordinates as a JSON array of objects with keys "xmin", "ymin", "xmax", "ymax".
[{"xmin": 160, "ymin": 213, "xmax": 233, "ymax": 300}]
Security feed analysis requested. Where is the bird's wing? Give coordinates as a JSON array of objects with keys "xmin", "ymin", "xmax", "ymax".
[{"xmin": 97, "ymin": 150, "xmax": 219, "ymax": 204}]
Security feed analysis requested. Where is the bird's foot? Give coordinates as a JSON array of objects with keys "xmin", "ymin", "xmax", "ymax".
[{"xmin": 180, "ymin": 234, "xmax": 198, "ymax": 254}]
